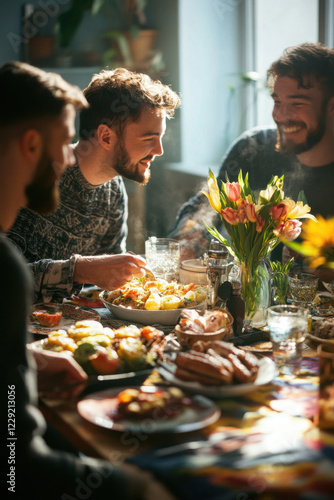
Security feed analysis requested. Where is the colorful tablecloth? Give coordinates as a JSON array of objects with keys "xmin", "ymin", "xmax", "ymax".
[{"xmin": 128, "ymin": 354, "xmax": 334, "ymax": 500}]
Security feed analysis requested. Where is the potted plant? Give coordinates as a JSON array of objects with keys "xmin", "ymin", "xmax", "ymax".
[
  {"xmin": 101, "ymin": 0, "xmax": 163, "ymax": 75},
  {"xmin": 56, "ymin": 0, "xmax": 158, "ymax": 70}
]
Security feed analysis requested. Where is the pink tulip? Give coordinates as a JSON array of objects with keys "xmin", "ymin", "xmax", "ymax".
[
  {"xmin": 226, "ymin": 182, "xmax": 241, "ymax": 202},
  {"xmin": 274, "ymin": 219, "xmax": 302, "ymax": 241},
  {"xmin": 221, "ymin": 207, "xmax": 240, "ymax": 225},
  {"xmin": 269, "ymin": 203, "xmax": 288, "ymax": 220},
  {"xmin": 256, "ymin": 216, "xmax": 265, "ymax": 233},
  {"xmin": 245, "ymin": 203, "xmax": 257, "ymax": 223},
  {"xmin": 282, "ymin": 219, "xmax": 303, "ymax": 241}
]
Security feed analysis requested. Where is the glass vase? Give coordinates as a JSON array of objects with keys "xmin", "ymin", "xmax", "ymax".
[{"xmin": 237, "ymin": 260, "xmax": 269, "ymax": 328}]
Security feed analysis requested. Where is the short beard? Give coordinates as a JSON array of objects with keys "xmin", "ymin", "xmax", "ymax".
[
  {"xmin": 25, "ymin": 153, "xmax": 59, "ymax": 215},
  {"xmin": 277, "ymin": 122, "xmax": 326, "ymax": 155},
  {"xmin": 112, "ymin": 135, "xmax": 151, "ymax": 185},
  {"xmin": 276, "ymin": 98, "xmax": 328, "ymax": 155}
]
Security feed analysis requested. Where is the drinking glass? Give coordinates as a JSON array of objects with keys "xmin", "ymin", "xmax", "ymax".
[
  {"xmin": 287, "ymin": 272, "xmax": 319, "ymax": 308},
  {"xmin": 267, "ymin": 305, "xmax": 308, "ymax": 376},
  {"xmin": 145, "ymin": 237, "xmax": 180, "ymax": 282}
]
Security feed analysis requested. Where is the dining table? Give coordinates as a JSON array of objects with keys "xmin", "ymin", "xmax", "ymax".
[{"xmin": 36, "ymin": 305, "xmax": 334, "ymax": 500}]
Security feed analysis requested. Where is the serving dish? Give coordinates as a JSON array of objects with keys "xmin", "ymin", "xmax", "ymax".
[
  {"xmin": 77, "ymin": 385, "xmax": 221, "ymax": 433},
  {"xmin": 100, "ymin": 278, "xmax": 208, "ymax": 325},
  {"xmin": 100, "ymin": 296, "xmax": 206, "ymax": 326},
  {"xmin": 29, "ymin": 339, "xmax": 154, "ymax": 389},
  {"xmin": 28, "ymin": 303, "xmax": 100, "ymax": 335},
  {"xmin": 158, "ymin": 356, "xmax": 278, "ymax": 398},
  {"xmin": 29, "ymin": 319, "xmax": 167, "ymax": 377}
]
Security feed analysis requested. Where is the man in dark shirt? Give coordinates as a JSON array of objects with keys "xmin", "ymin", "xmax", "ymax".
[{"xmin": 170, "ymin": 42, "xmax": 334, "ymax": 271}]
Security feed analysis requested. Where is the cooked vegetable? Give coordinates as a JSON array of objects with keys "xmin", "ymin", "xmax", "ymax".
[{"xmin": 104, "ymin": 277, "xmax": 207, "ymax": 310}]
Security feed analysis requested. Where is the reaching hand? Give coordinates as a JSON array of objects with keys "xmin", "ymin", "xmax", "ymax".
[{"xmin": 74, "ymin": 252, "xmax": 147, "ymax": 290}]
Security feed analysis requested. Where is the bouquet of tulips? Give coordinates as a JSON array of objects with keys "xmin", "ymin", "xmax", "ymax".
[
  {"xmin": 203, "ymin": 169, "xmax": 316, "ymax": 266},
  {"xmin": 202, "ymin": 169, "xmax": 316, "ymax": 324}
]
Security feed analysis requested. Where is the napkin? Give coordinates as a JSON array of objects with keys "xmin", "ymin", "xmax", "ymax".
[{"xmin": 228, "ymin": 327, "xmax": 270, "ymax": 346}]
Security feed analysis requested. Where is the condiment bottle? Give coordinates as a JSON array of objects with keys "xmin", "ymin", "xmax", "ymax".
[{"xmin": 227, "ymin": 281, "xmax": 245, "ymax": 336}]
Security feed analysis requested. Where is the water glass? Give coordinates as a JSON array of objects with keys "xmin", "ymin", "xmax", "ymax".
[
  {"xmin": 317, "ymin": 342, "xmax": 334, "ymax": 431},
  {"xmin": 287, "ymin": 272, "xmax": 319, "ymax": 307},
  {"xmin": 145, "ymin": 237, "xmax": 180, "ymax": 282},
  {"xmin": 267, "ymin": 305, "xmax": 308, "ymax": 376}
]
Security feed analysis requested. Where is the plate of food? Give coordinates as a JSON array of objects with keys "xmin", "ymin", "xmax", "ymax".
[
  {"xmin": 100, "ymin": 277, "xmax": 208, "ymax": 325},
  {"xmin": 307, "ymin": 316, "xmax": 334, "ymax": 346},
  {"xmin": 70, "ymin": 287, "xmax": 104, "ymax": 308},
  {"xmin": 28, "ymin": 303, "xmax": 100, "ymax": 335},
  {"xmin": 158, "ymin": 340, "xmax": 278, "ymax": 398},
  {"xmin": 242, "ymin": 341, "xmax": 273, "ymax": 353},
  {"xmin": 29, "ymin": 320, "xmax": 167, "ymax": 379},
  {"xmin": 311, "ymin": 292, "xmax": 334, "ymax": 317},
  {"xmin": 77, "ymin": 385, "xmax": 221, "ymax": 433}
]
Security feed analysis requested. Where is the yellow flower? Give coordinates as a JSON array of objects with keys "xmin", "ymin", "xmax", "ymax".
[
  {"xmin": 202, "ymin": 169, "xmax": 221, "ymax": 213},
  {"xmin": 282, "ymin": 199, "xmax": 317, "ymax": 221},
  {"xmin": 300, "ymin": 216, "xmax": 334, "ymax": 268}
]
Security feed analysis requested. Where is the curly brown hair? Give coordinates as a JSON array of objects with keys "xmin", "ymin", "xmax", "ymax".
[
  {"xmin": 0, "ymin": 61, "xmax": 87, "ymax": 128},
  {"xmin": 79, "ymin": 67, "xmax": 181, "ymax": 139},
  {"xmin": 267, "ymin": 42, "xmax": 334, "ymax": 96}
]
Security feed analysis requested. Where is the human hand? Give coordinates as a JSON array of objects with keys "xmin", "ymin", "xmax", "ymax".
[
  {"xmin": 74, "ymin": 253, "xmax": 147, "ymax": 290},
  {"xmin": 28, "ymin": 346, "xmax": 88, "ymax": 399}
]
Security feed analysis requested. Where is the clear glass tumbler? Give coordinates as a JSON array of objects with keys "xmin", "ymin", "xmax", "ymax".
[
  {"xmin": 267, "ymin": 305, "xmax": 308, "ymax": 376},
  {"xmin": 145, "ymin": 237, "xmax": 180, "ymax": 282},
  {"xmin": 287, "ymin": 272, "xmax": 319, "ymax": 308}
]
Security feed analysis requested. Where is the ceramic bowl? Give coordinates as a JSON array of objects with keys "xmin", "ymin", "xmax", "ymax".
[{"xmin": 174, "ymin": 310, "xmax": 234, "ymax": 348}]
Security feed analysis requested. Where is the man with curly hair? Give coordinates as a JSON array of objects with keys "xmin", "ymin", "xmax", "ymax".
[
  {"xmin": 170, "ymin": 42, "xmax": 334, "ymax": 269},
  {"xmin": 8, "ymin": 67, "xmax": 180, "ymax": 302}
]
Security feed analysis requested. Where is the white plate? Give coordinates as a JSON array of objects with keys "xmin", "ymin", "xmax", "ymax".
[
  {"xmin": 100, "ymin": 295, "xmax": 205, "ymax": 326},
  {"xmin": 77, "ymin": 385, "xmax": 221, "ymax": 433},
  {"xmin": 158, "ymin": 356, "xmax": 278, "ymax": 398}
]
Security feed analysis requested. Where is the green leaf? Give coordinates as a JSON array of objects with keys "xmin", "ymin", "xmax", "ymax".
[
  {"xmin": 281, "ymin": 239, "xmax": 317, "ymax": 257},
  {"xmin": 297, "ymin": 190, "xmax": 309, "ymax": 205}
]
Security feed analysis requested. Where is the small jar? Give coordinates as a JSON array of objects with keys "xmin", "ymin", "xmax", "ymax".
[{"xmin": 179, "ymin": 259, "xmax": 208, "ymax": 285}]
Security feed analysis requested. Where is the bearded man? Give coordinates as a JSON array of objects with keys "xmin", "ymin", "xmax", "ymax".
[
  {"xmin": 169, "ymin": 42, "xmax": 334, "ymax": 265},
  {"xmin": 8, "ymin": 68, "xmax": 180, "ymax": 302},
  {"xmin": 1, "ymin": 61, "xmax": 163, "ymax": 500}
]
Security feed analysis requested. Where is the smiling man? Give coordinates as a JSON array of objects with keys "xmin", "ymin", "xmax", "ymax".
[
  {"xmin": 169, "ymin": 42, "xmax": 334, "ymax": 264},
  {"xmin": 8, "ymin": 68, "xmax": 180, "ymax": 302}
]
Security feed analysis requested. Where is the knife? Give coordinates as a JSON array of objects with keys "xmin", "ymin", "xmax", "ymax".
[{"xmin": 154, "ymin": 430, "xmax": 242, "ymax": 457}]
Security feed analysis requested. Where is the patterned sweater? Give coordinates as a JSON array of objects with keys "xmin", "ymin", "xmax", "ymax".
[{"xmin": 7, "ymin": 162, "xmax": 128, "ymax": 302}]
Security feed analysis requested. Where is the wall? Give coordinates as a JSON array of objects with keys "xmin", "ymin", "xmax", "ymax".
[
  {"xmin": 254, "ymin": 0, "xmax": 319, "ymax": 127},
  {"xmin": 178, "ymin": 0, "xmax": 242, "ymax": 174}
]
